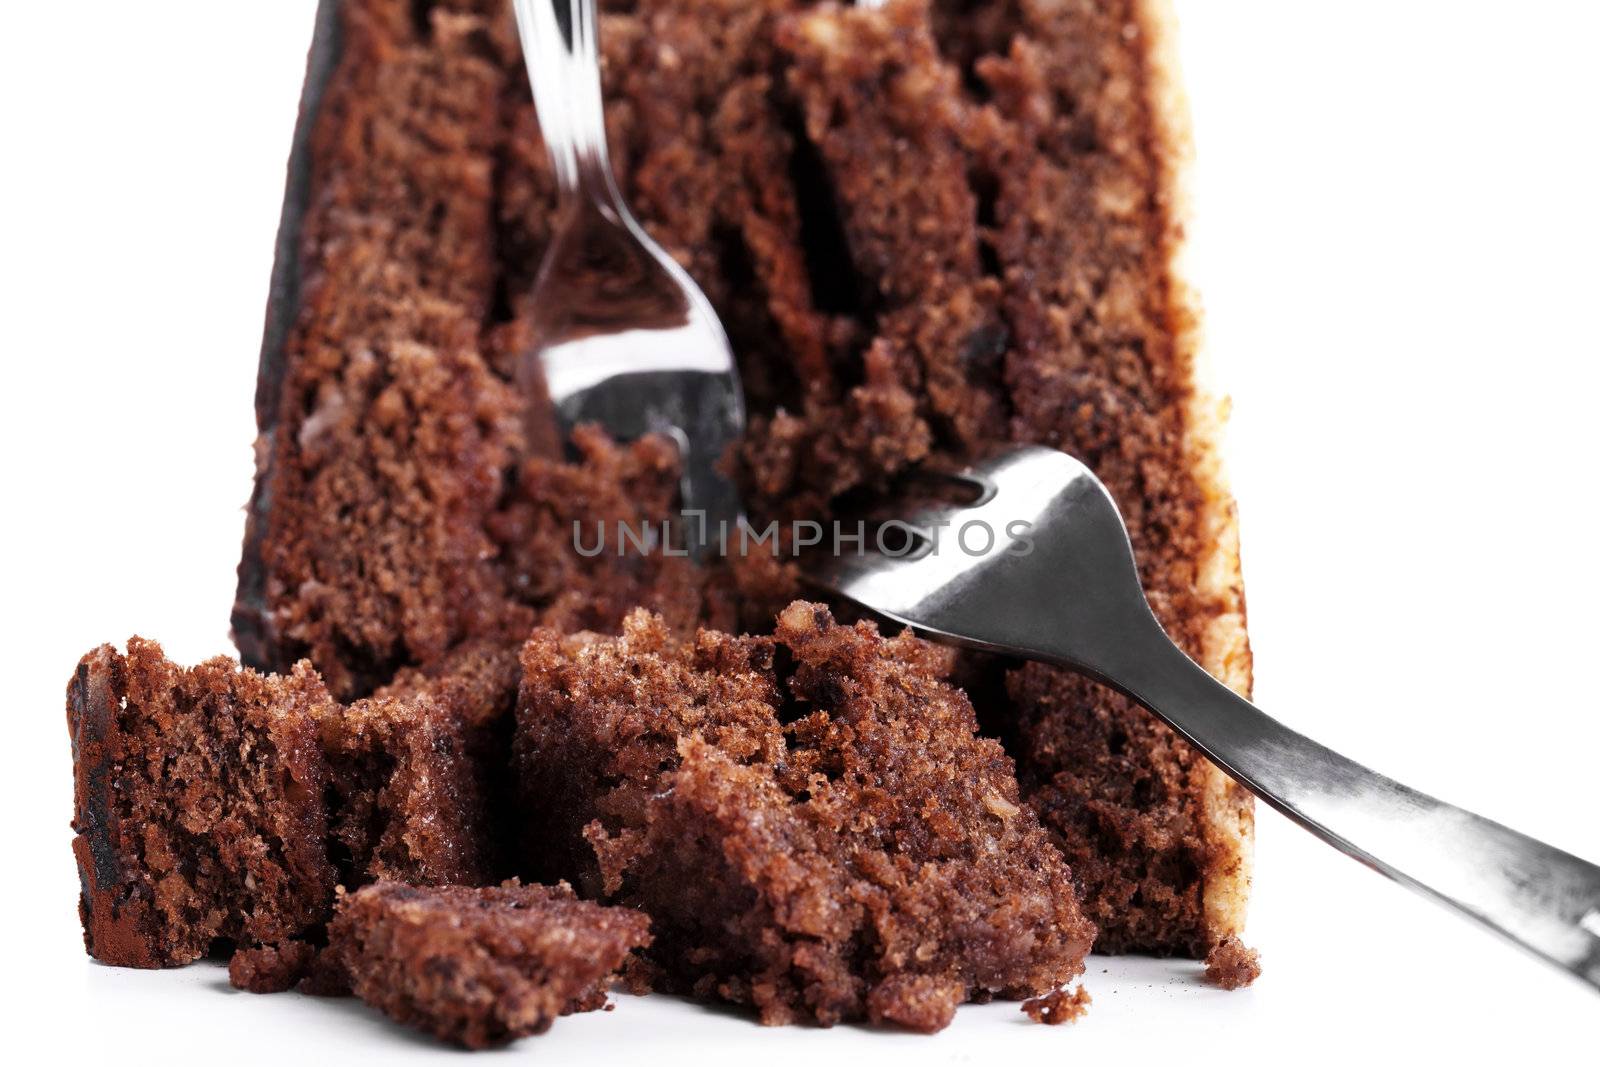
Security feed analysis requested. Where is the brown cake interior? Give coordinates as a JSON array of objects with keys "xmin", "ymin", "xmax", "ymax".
[
  {"xmin": 68, "ymin": 639, "xmax": 339, "ymax": 967},
  {"xmin": 67, "ymin": 638, "xmax": 523, "ymax": 970},
  {"xmin": 515, "ymin": 602, "xmax": 1094, "ymax": 1030},
  {"xmin": 318, "ymin": 691, "xmax": 493, "ymax": 887},
  {"xmin": 228, "ymin": 0, "xmax": 1250, "ymax": 960}
]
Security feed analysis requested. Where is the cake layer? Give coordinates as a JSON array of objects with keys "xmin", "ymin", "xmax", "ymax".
[
  {"xmin": 236, "ymin": 0, "xmax": 1253, "ymax": 958},
  {"xmin": 514, "ymin": 603, "xmax": 1094, "ymax": 1031}
]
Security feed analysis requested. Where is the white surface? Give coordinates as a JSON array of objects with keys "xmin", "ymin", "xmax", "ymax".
[{"xmin": 2, "ymin": 1, "xmax": 1597, "ymax": 1062}]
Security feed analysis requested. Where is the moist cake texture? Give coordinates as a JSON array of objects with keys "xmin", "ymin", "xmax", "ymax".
[
  {"xmin": 231, "ymin": 0, "xmax": 1254, "ymax": 964},
  {"xmin": 515, "ymin": 602, "xmax": 1095, "ymax": 1031},
  {"xmin": 228, "ymin": 940, "xmax": 320, "ymax": 994},
  {"xmin": 327, "ymin": 880, "xmax": 651, "ymax": 1048},
  {"xmin": 318, "ymin": 690, "xmax": 493, "ymax": 887},
  {"xmin": 1203, "ymin": 935, "xmax": 1261, "ymax": 990},
  {"xmin": 67, "ymin": 637, "xmax": 517, "ymax": 972},
  {"xmin": 68, "ymin": 639, "xmax": 338, "ymax": 968},
  {"xmin": 372, "ymin": 636, "xmax": 527, "ymax": 872}
]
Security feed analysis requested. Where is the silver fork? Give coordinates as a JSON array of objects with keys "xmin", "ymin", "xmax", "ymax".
[
  {"xmin": 810, "ymin": 445, "xmax": 1600, "ymax": 992},
  {"xmin": 512, "ymin": 0, "xmax": 745, "ymax": 553}
]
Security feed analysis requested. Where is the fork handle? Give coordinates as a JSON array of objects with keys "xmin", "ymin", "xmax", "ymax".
[
  {"xmin": 1095, "ymin": 619, "xmax": 1600, "ymax": 990},
  {"xmin": 513, "ymin": 0, "xmax": 617, "ymax": 205}
]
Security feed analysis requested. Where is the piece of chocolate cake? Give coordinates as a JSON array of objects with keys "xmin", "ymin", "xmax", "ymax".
[
  {"xmin": 67, "ymin": 639, "xmax": 338, "ymax": 968},
  {"xmin": 232, "ymin": 0, "xmax": 1254, "ymax": 964},
  {"xmin": 515, "ymin": 602, "xmax": 1095, "ymax": 1031},
  {"xmin": 67, "ymin": 636, "xmax": 517, "ymax": 969},
  {"xmin": 767, "ymin": 0, "xmax": 1254, "ymax": 957},
  {"xmin": 1203, "ymin": 935, "xmax": 1261, "ymax": 990},
  {"xmin": 1021, "ymin": 985, "xmax": 1092, "ymax": 1025},
  {"xmin": 327, "ymin": 880, "xmax": 651, "ymax": 1049},
  {"xmin": 230, "ymin": 0, "xmax": 724, "ymax": 699},
  {"xmin": 228, "ymin": 940, "xmax": 321, "ymax": 994}
]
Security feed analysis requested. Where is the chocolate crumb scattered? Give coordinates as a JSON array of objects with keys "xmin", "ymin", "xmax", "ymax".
[
  {"xmin": 228, "ymin": 941, "xmax": 318, "ymax": 994},
  {"xmin": 1022, "ymin": 986, "xmax": 1092, "ymax": 1025},
  {"xmin": 1204, "ymin": 936, "xmax": 1262, "ymax": 990}
]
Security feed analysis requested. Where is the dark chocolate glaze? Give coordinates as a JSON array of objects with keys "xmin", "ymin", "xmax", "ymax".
[
  {"xmin": 233, "ymin": 0, "xmax": 344, "ymax": 670},
  {"xmin": 67, "ymin": 647, "xmax": 161, "ymax": 968}
]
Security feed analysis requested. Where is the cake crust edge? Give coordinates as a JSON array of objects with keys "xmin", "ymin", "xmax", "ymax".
[
  {"xmin": 68, "ymin": 645, "xmax": 163, "ymax": 968},
  {"xmin": 1138, "ymin": 0, "xmax": 1256, "ymax": 949}
]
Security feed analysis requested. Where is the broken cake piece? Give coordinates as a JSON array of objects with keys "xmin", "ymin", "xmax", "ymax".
[
  {"xmin": 227, "ymin": 940, "xmax": 320, "ymax": 994},
  {"xmin": 1021, "ymin": 985, "xmax": 1093, "ymax": 1025},
  {"xmin": 67, "ymin": 636, "xmax": 510, "ymax": 970},
  {"xmin": 67, "ymin": 638, "xmax": 339, "ymax": 968},
  {"xmin": 514, "ymin": 601, "xmax": 1095, "ymax": 1032},
  {"xmin": 327, "ymin": 880, "xmax": 651, "ymax": 1049},
  {"xmin": 365, "ymin": 636, "xmax": 528, "ymax": 879},
  {"xmin": 1204, "ymin": 935, "xmax": 1262, "ymax": 990}
]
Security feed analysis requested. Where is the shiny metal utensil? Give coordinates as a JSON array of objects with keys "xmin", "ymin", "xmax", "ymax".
[
  {"xmin": 809, "ymin": 444, "xmax": 1600, "ymax": 992},
  {"xmin": 512, "ymin": 0, "xmax": 745, "ymax": 552}
]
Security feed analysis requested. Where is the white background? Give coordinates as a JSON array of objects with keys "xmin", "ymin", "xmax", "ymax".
[{"xmin": 2, "ymin": 1, "xmax": 1596, "ymax": 1063}]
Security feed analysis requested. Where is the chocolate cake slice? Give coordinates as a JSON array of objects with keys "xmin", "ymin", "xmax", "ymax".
[
  {"xmin": 514, "ymin": 602, "xmax": 1094, "ymax": 1031},
  {"xmin": 68, "ymin": 639, "xmax": 338, "ymax": 967},
  {"xmin": 234, "ymin": 0, "xmax": 1253, "ymax": 961},
  {"xmin": 327, "ymin": 880, "xmax": 651, "ymax": 1049}
]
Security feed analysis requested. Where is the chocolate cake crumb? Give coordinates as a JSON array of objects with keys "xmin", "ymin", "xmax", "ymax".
[
  {"xmin": 327, "ymin": 880, "xmax": 650, "ymax": 1049},
  {"xmin": 515, "ymin": 601, "xmax": 1094, "ymax": 1030},
  {"xmin": 66, "ymin": 635, "xmax": 527, "ymax": 971},
  {"xmin": 73, "ymin": 1, "xmax": 1262, "ymax": 1021},
  {"xmin": 1204, "ymin": 936, "xmax": 1261, "ymax": 990},
  {"xmin": 375, "ymin": 637, "xmax": 524, "ymax": 736},
  {"xmin": 1021, "ymin": 985, "xmax": 1092, "ymax": 1025},
  {"xmin": 228, "ymin": 941, "xmax": 319, "ymax": 994}
]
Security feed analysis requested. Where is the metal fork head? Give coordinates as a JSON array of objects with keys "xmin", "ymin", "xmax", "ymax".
[
  {"xmin": 520, "ymin": 200, "xmax": 746, "ymax": 534},
  {"xmin": 513, "ymin": 0, "xmax": 746, "ymax": 541},
  {"xmin": 807, "ymin": 446, "xmax": 1160, "ymax": 677}
]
